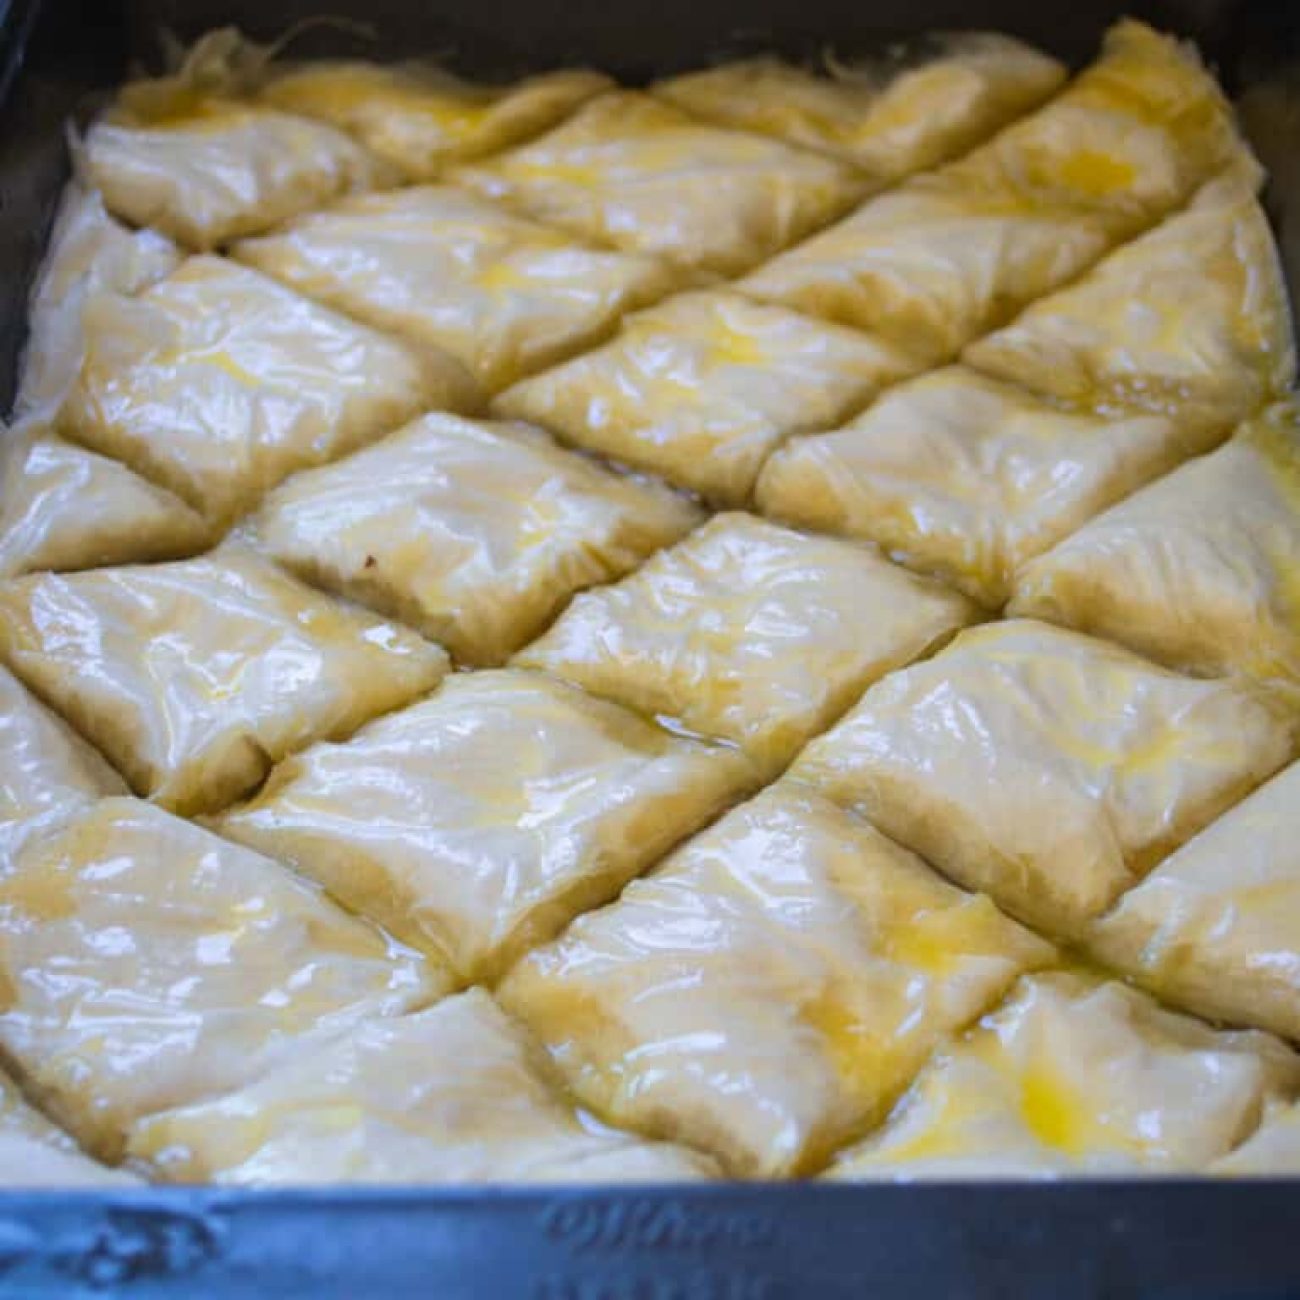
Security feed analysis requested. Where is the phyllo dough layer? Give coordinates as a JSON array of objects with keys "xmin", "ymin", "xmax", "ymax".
[
  {"xmin": 499, "ymin": 784, "xmax": 1054, "ymax": 1178},
  {"xmin": 964, "ymin": 176, "xmax": 1295, "ymax": 433},
  {"xmin": 235, "ymin": 185, "xmax": 677, "ymax": 392},
  {"xmin": 516, "ymin": 512, "xmax": 976, "ymax": 772},
  {"xmin": 492, "ymin": 290, "xmax": 916, "ymax": 504},
  {"xmin": 0, "ymin": 432, "xmax": 211, "ymax": 579},
  {"xmin": 790, "ymin": 620, "xmax": 1294, "ymax": 936},
  {"xmin": 215, "ymin": 670, "xmax": 758, "ymax": 983},
  {"xmin": 740, "ymin": 20, "xmax": 1251, "ymax": 363},
  {"xmin": 828, "ymin": 971, "xmax": 1300, "ymax": 1179},
  {"xmin": 452, "ymin": 91, "xmax": 865, "ymax": 277},
  {"xmin": 0, "ymin": 1070, "xmax": 137, "ymax": 1187},
  {"xmin": 0, "ymin": 664, "xmax": 124, "ymax": 836},
  {"xmin": 129, "ymin": 989, "xmax": 715, "ymax": 1184},
  {"xmin": 1011, "ymin": 402, "xmax": 1300, "ymax": 704},
  {"xmin": 85, "ymin": 46, "xmax": 390, "ymax": 250},
  {"xmin": 0, "ymin": 549, "xmax": 448, "ymax": 815},
  {"xmin": 755, "ymin": 366, "xmax": 1193, "ymax": 608},
  {"xmin": 59, "ymin": 255, "xmax": 471, "ymax": 524},
  {"xmin": 261, "ymin": 62, "xmax": 611, "ymax": 179},
  {"xmin": 1213, "ymin": 1103, "xmax": 1300, "ymax": 1175},
  {"xmin": 1088, "ymin": 759, "xmax": 1300, "ymax": 1041},
  {"xmin": 654, "ymin": 35, "xmax": 1064, "ymax": 175},
  {"xmin": 258, "ymin": 413, "xmax": 700, "ymax": 666},
  {"xmin": 0, "ymin": 798, "xmax": 438, "ymax": 1160}
]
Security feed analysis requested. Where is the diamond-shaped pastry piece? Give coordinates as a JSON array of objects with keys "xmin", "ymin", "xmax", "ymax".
[
  {"xmin": 0, "ymin": 432, "xmax": 211, "ymax": 579},
  {"xmin": 755, "ymin": 366, "xmax": 1199, "ymax": 608},
  {"xmin": 85, "ymin": 90, "xmax": 390, "ymax": 250},
  {"xmin": 261, "ymin": 62, "xmax": 611, "ymax": 179},
  {"xmin": 452, "ymin": 91, "xmax": 864, "ymax": 277},
  {"xmin": 499, "ymin": 784, "xmax": 1054, "ymax": 1178},
  {"xmin": 235, "ymin": 185, "xmax": 678, "ymax": 393},
  {"xmin": 0, "ymin": 797, "xmax": 438, "ymax": 1160},
  {"xmin": 740, "ymin": 20, "xmax": 1250, "ymax": 362},
  {"xmin": 654, "ymin": 36, "xmax": 1064, "ymax": 175},
  {"xmin": 128, "ymin": 989, "xmax": 715, "ymax": 1184},
  {"xmin": 0, "ymin": 548, "xmax": 448, "ymax": 816},
  {"xmin": 964, "ymin": 177, "xmax": 1295, "ymax": 432},
  {"xmin": 1213, "ymin": 1103, "xmax": 1300, "ymax": 1175},
  {"xmin": 493, "ymin": 290, "xmax": 916, "ymax": 504},
  {"xmin": 790, "ymin": 620, "xmax": 1295, "ymax": 937},
  {"xmin": 0, "ymin": 664, "xmax": 124, "ymax": 840},
  {"xmin": 258, "ymin": 413, "xmax": 700, "ymax": 667},
  {"xmin": 1010, "ymin": 403, "xmax": 1300, "ymax": 704},
  {"xmin": 1, "ymin": 1068, "xmax": 137, "ymax": 1187},
  {"xmin": 1088, "ymin": 759, "xmax": 1300, "ymax": 1041},
  {"xmin": 516, "ymin": 513, "xmax": 976, "ymax": 772},
  {"xmin": 828, "ymin": 971, "xmax": 1300, "ymax": 1180},
  {"xmin": 215, "ymin": 670, "xmax": 758, "ymax": 984},
  {"xmin": 60, "ymin": 255, "xmax": 474, "ymax": 525}
]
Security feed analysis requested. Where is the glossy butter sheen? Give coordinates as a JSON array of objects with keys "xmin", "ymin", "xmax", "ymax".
[
  {"xmin": 61, "ymin": 255, "xmax": 473, "ymax": 524},
  {"xmin": 215, "ymin": 670, "xmax": 758, "ymax": 983},
  {"xmin": 1011, "ymin": 401, "xmax": 1300, "ymax": 704},
  {"xmin": 85, "ymin": 93, "xmax": 390, "ymax": 249},
  {"xmin": 965, "ymin": 175, "xmax": 1295, "ymax": 430},
  {"xmin": 790, "ymin": 619, "xmax": 1295, "ymax": 936},
  {"xmin": 261, "ymin": 62, "xmax": 611, "ymax": 179},
  {"xmin": 829, "ymin": 971, "xmax": 1300, "ymax": 1179},
  {"xmin": 516, "ymin": 512, "xmax": 976, "ymax": 771},
  {"xmin": 654, "ymin": 36, "xmax": 1064, "ymax": 175},
  {"xmin": 500, "ymin": 783, "xmax": 1053, "ymax": 1178},
  {"xmin": 129, "ymin": 989, "xmax": 715, "ymax": 1184},
  {"xmin": 755, "ymin": 365, "xmax": 1193, "ymax": 608},
  {"xmin": 740, "ymin": 21, "xmax": 1250, "ymax": 362},
  {"xmin": 258, "ymin": 413, "xmax": 700, "ymax": 667},
  {"xmin": 452, "ymin": 91, "xmax": 865, "ymax": 277},
  {"xmin": 0, "ymin": 548, "xmax": 449, "ymax": 815},
  {"xmin": 235, "ymin": 185, "xmax": 678, "ymax": 394},
  {"xmin": 0, "ymin": 798, "xmax": 438, "ymax": 1161},
  {"xmin": 1089, "ymin": 758, "xmax": 1300, "ymax": 1040},
  {"xmin": 493, "ymin": 289, "xmax": 917, "ymax": 504}
]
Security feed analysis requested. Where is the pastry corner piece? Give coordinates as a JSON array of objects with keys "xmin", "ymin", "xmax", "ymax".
[
  {"xmin": 82, "ymin": 30, "xmax": 393, "ymax": 249},
  {"xmin": 451, "ymin": 90, "xmax": 865, "ymax": 277},
  {"xmin": 653, "ymin": 34, "xmax": 1064, "ymax": 177},
  {"xmin": 59, "ymin": 254, "xmax": 476, "ymax": 526},
  {"xmin": 214, "ymin": 669, "xmax": 758, "ymax": 984},
  {"xmin": 492, "ymin": 289, "xmax": 918, "ymax": 506},
  {"xmin": 516, "ymin": 511, "xmax": 977, "ymax": 774},
  {"xmin": 1088, "ymin": 758, "xmax": 1300, "ymax": 1042},
  {"xmin": 0, "ymin": 1068, "xmax": 138, "ymax": 1187},
  {"xmin": 499, "ymin": 782, "xmax": 1053, "ymax": 1179},
  {"xmin": 1010, "ymin": 400, "xmax": 1300, "ymax": 707},
  {"xmin": 826, "ymin": 970, "xmax": 1300, "ymax": 1180},
  {"xmin": 789, "ymin": 619, "xmax": 1295, "ymax": 938},
  {"xmin": 128, "ymin": 989, "xmax": 715, "ymax": 1184},
  {"xmin": 0, "ymin": 548, "xmax": 448, "ymax": 815},
  {"xmin": 259, "ymin": 59, "xmax": 611, "ymax": 180},
  {"xmin": 257, "ymin": 412, "xmax": 700, "ymax": 667},
  {"xmin": 0, "ymin": 797, "xmax": 440, "ymax": 1161}
]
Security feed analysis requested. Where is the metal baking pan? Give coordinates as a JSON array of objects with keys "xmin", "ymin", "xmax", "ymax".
[{"xmin": 2, "ymin": 0, "xmax": 1300, "ymax": 1295}]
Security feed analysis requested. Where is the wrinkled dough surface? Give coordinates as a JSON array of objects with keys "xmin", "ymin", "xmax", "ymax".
[
  {"xmin": 517, "ymin": 512, "xmax": 976, "ymax": 771},
  {"xmin": 129, "ymin": 989, "xmax": 714, "ymax": 1184},
  {"xmin": 0, "ymin": 548, "xmax": 448, "ymax": 815},
  {"xmin": 215, "ymin": 670, "xmax": 757, "ymax": 983},
  {"xmin": 790, "ymin": 620, "xmax": 1294, "ymax": 936},
  {"xmin": 258, "ymin": 413, "xmax": 700, "ymax": 666},
  {"xmin": 829, "ymin": 971, "xmax": 1300, "ymax": 1179}
]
